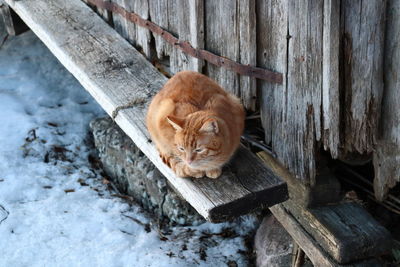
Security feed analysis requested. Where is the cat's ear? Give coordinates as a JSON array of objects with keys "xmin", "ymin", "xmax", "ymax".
[
  {"xmin": 200, "ymin": 119, "xmax": 219, "ymax": 134},
  {"xmin": 167, "ymin": 116, "xmax": 184, "ymax": 131}
]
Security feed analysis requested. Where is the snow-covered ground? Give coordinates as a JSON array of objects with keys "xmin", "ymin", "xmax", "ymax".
[{"xmin": 0, "ymin": 29, "xmax": 258, "ymax": 266}]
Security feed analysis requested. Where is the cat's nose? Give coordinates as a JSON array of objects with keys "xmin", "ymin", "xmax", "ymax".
[{"xmin": 186, "ymin": 156, "xmax": 194, "ymax": 165}]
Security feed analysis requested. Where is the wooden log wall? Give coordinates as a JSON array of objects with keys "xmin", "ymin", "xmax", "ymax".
[{"xmin": 85, "ymin": 0, "xmax": 397, "ymax": 196}]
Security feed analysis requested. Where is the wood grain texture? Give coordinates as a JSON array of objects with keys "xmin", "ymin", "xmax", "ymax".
[
  {"xmin": 204, "ymin": 0, "xmax": 239, "ymax": 97},
  {"xmin": 111, "ymin": 0, "xmax": 152, "ymax": 58},
  {"xmin": 0, "ymin": 1, "xmax": 28, "ymax": 36},
  {"xmin": 286, "ymin": 201, "xmax": 392, "ymax": 264},
  {"xmin": 258, "ymin": 0, "xmax": 323, "ymax": 183},
  {"xmin": 322, "ymin": 0, "xmax": 340, "ymax": 158},
  {"xmin": 204, "ymin": 0, "xmax": 257, "ymax": 111},
  {"xmin": 373, "ymin": 0, "xmax": 400, "ymax": 201},
  {"xmin": 238, "ymin": 0, "xmax": 257, "ymax": 110},
  {"xmin": 148, "ymin": 0, "xmax": 169, "ymax": 59},
  {"xmin": 257, "ymin": 0, "xmax": 288, "ymax": 145},
  {"xmin": 168, "ymin": 0, "xmax": 204, "ymax": 73},
  {"xmin": 258, "ymin": 151, "xmax": 341, "ymax": 208},
  {"xmin": 258, "ymin": 0, "xmax": 386, "ymax": 185},
  {"xmin": 340, "ymin": 0, "xmax": 386, "ymax": 156},
  {"xmin": 148, "ymin": 0, "xmax": 204, "ymax": 73},
  {"xmin": 6, "ymin": 0, "xmax": 288, "ymax": 222},
  {"xmin": 270, "ymin": 203, "xmax": 387, "ymax": 267},
  {"xmin": 286, "ymin": 0, "xmax": 323, "ymax": 183}
]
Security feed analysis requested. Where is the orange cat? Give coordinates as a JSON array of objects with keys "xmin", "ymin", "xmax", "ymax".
[{"xmin": 146, "ymin": 71, "xmax": 245, "ymax": 179}]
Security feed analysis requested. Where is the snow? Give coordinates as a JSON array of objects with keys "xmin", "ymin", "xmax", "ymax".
[{"xmin": 0, "ymin": 30, "xmax": 258, "ymax": 267}]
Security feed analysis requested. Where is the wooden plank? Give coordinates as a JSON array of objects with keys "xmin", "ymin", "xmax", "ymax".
[
  {"xmin": 148, "ymin": 0, "xmax": 170, "ymax": 59},
  {"xmin": 148, "ymin": 0, "xmax": 204, "ymax": 73},
  {"xmin": 0, "ymin": 1, "xmax": 28, "ymax": 36},
  {"xmin": 238, "ymin": 0, "xmax": 257, "ymax": 111},
  {"xmin": 373, "ymin": 0, "xmax": 400, "ymax": 201},
  {"xmin": 270, "ymin": 203, "xmax": 387, "ymax": 267},
  {"xmin": 167, "ymin": 0, "xmax": 204, "ymax": 73},
  {"xmin": 340, "ymin": 0, "xmax": 386, "ymax": 157},
  {"xmin": 204, "ymin": 0, "xmax": 257, "ymax": 111},
  {"xmin": 286, "ymin": 201, "xmax": 392, "ymax": 264},
  {"xmin": 256, "ymin": 0, "xmax": 288, "ymax": 145},
  {"xmin": 285, "ymin": 0, "xmax": 323, "ymax": 182},
  {"xmin": 6, "ymin": 0, "xmax": 288, "ymax": 222},
  {"xmin": 322, "ymin": 0, "xmax": 340, "ymax": 158},
  {"xmin": 258, "ymin": 151, "xmax": 341, "ymax": 208},
  {"xmin": 111, "ymin": 0, "xmax": 152, "ymax": 58},
  {"xmin": 258, "ymin": 0, "xmax": 324, "ymax": 183},
  {"xmin": 259, "ymin": 153, "xmax": 391, "ymax": 264},
  {"xmin": 204, "ymin": 0, "xmax": 239, "ymax": 95}
]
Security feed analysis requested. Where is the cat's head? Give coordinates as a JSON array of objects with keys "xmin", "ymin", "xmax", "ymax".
[{"xmin": 166, "ymin": 113, "xmax": 227, "ymax": 170}]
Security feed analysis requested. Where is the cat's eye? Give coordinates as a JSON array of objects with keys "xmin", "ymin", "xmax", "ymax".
[
  {"xmin": 194, "ymin": 148, "xmax": 204, "ymax": 153},
  {"xmin": 178, "ymin": 146, "xmax": 185, "ymax": 152}
]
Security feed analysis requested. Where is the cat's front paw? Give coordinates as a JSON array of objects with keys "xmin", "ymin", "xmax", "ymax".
[
  {"xmin": 206, "ymin": 168, "xmax": 222, "ymax": 179},
  {"xmin": 173, "ymin": 163, "xmax": 190, "ymax": 178},
  {"xmin": 188, "ymin": 169, "xmax": 205, "ymax": 179}
]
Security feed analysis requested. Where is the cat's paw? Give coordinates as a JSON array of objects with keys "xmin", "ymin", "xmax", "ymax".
[
  {"xmin": 206, "ymin": 168, "xmax": 222, "ymax": 179},
  {"xmin": 172, "ymin": 163, "xmax": 189, "ymax": 178},
  {"xmin": 159, "ymin": 153, "xmax": 169, "ymax": 166},
  {"xmin": 189, "ymin": 170, "xmax": 205, "ymax": 179}
]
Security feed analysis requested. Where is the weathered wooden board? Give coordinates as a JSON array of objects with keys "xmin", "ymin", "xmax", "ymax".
[
  {"xmin": 256, "ymin": 0, "xmax": 288, "ymax": 145},
  {"xmin": 285, "ymin": 201, "xmax": 392, "ymax": 264},
  {"xmin": 322, "ymin": 0, "xmax": 340, "ymax": 158},
  {"xmin": 270, "ymin": 203, "xmax": 387, "ymax": 267},
  {"xmin": 6, "ymin": 0, "xmax": 288, "ymax": 222},
  {"xmin": 258, "ymin": 0, "xmax": 386, "ymax": 185},
  {"xmin": 258, "ymin": 0, "xmax": 324, "ymax": 183},
  {"xmin": 204, "ymin": 0, "xmax": 257, "ymax": 111},
  {"xmin": 260, "ymin": 151, "xmax": 391, "ymax": 264},
  {"xmin": 373, "ymin": 0, "xmax": 400, "ymax": 201},
  {"xmin": 111, "ymin": 0, "xmax": 152, "ymax": 58},
  {"xmin": 238, "ymin": 0, "xmax": 257, "ymax": 111},
  {"xmin": 340, "ymin": 0, "xmax": 386, "ymax": 157},
  {"xmin": 148, "ymin": 0, "xmax": 204, "ymax": 73},
  {"xmin": 258, "ymin": 151, "xmax": 341, "ymax": 208},
  {"xmin": 0, "ymin": 1, "xmax": 28, "ymax": 36}
]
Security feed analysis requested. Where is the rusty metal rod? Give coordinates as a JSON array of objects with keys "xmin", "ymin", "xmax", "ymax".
[{"xmin": 86, "ymin": 0, "xmax": 283, "ymax": 84}]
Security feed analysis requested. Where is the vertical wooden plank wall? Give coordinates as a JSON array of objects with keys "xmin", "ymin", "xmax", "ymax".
[
  {"xmin": 373, "ymin": 0, "xmax": 400, "ymax": 201},
  {"xmin": 82, "ymin": 0, "xmax": 396, "ymax": 194},
  {"xmin": 340, "ymin": 0, "xmax": 386, "ymax": 158},
  {"xmin": 257, "ymin": 0, "xmax": 386, "ymax": 184}
]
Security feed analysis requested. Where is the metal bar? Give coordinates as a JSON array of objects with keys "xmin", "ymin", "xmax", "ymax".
[{"xmin": 86, "ymin": 0, "xmax": 283, "ymax": 84}]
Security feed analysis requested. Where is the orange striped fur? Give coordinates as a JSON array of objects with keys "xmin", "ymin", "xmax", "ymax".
[{"xmin": 146, "ymin": 71, "xmax": 245, "ymax": 179}]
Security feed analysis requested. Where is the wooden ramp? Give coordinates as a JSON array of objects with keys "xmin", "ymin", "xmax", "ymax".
[{"xmin": 5, "ymin": 0, "xmax": 288, "ymax": 222}]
